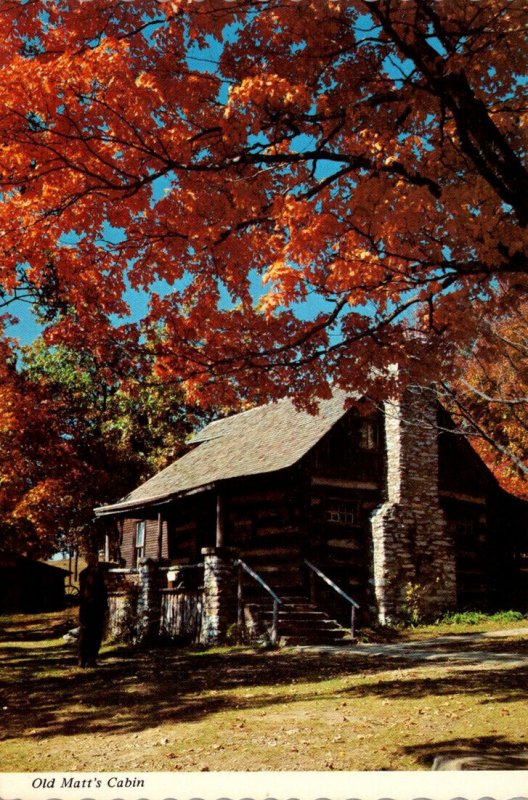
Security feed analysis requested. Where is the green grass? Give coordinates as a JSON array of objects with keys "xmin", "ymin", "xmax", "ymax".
[
  {"xmin": 438, "ymin": 610, "xmax": 526, "ymax": 626},
  {"xmin": 358, "ymin": 611, "xmax": 528, "ymax": 643},
  {"xmin": 398, "ymin": 611, "xmax": 528, "ymax": 641},
  {"xmin": 1, "ymin": 610, "xmax": 527, "ymax": 771}
]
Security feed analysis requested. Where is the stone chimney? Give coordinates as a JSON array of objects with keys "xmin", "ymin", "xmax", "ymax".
[{"xmin": 371, "ymin": 387, "xmax": 456, "ymax": 624}]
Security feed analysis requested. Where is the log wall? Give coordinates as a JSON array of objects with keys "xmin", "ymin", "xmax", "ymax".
[
  {"xmin": 306, "ymin": 482, "xmax": 381, "ymax": 622},
  {"xmin": 111, "ymin": 400, "xmax": 527, "ymax": 631},
  {"xmin": 441, "ymin": 496, "xmax": 488, "ymax": 609},
  {"xmin": 223, "ymin": 475, "xmax": 305, "ymax": 595},
  {"xmin": 120, "ymin": 517, "xmax": 169, "ymax": 566}
]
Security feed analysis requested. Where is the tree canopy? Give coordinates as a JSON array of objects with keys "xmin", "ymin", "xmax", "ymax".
[
  {"xmin": 0, "ymin": 0, "xmax": 526, "ymax": 550},
  {"xmin": 0, "ymin": 336, "xmax": 203, "ymax": 557},
  {"xmin": 0, "ymin": 0, "xmax": 525, "ymax": 408}
]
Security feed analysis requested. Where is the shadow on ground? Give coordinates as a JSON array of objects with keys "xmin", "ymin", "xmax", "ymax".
[
  {"xmin": 1, "ymin": 613, "xmax": 527, "ymax": 745},
  {"xmin": 0, "ymin": 611, "xmax": 77, "ymax": 643}
]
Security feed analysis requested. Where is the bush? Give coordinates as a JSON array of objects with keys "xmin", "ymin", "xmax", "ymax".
[{"xmin": 398, "ymin": 578, "xmax": 442, "ymax": 626}]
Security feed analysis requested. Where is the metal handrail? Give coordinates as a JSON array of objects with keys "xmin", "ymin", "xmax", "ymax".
[
  {"xmin": 304, "ymin": 559, "xmax": 359, "ymax": 639},
  {"xmin": 236, "ymin": 559, "xmax": 282, "ymax": 645}
]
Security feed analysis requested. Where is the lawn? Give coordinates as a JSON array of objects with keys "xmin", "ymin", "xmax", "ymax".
[{"xmin": 1, "ymin": 609, "xmax": 527, "ymax": 771}]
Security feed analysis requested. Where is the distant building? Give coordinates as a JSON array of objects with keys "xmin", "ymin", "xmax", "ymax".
[{"xmin": 0, "ymin": 552, "xmax": 68, "ymax": 613}]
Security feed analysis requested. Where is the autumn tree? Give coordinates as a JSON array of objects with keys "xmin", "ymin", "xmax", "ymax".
[
  {"xmin": 0, "ymin": 334, "xmax": 203, "ymax": 558},
  {"xmin": 0, "ymin": 330, "xmax": 77, "ymax": 557},
  {"xmin": 0, "ymin": 0, "xmax": 525, "ymax": 408},
  {"xmin": 437, "ymin": 301, "xmax": 528, "ymax": 499}
]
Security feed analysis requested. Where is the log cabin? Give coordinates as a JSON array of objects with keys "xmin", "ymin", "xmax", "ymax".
[{"xmin": 95, "ymin": 388, "xmax": 527, "ymax": 645}]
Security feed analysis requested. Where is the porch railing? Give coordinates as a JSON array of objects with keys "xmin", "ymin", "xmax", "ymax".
[
  {"xmin": 160, "ymin": 587, "xmax": 202, "ymax": 641},
  {"xmin": 304, "ymin": 558, "xmax": 360, "ymax": 639},
  {"xmin": 236, "ymin": 559, "xmax": 282, "ymax": 645},
  {"xmin": 160, "ymin": 564, "xmax": 204, "ymax": 640}
]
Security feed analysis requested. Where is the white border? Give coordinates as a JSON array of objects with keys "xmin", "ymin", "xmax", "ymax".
[{"xmin": 1, "ymin": 770, "xmax": 528, "ymax": 800}]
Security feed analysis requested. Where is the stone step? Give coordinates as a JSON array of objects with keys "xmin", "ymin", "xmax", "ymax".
[
  {"xmin": 260, "ymin": 609, "xmax": 330, "ymax": 619},
  {"xmin": 280, "ymin": 627, "xmax": 352, "ymax": 644},
  {"xmin": 249, "ymin": 595, "xmax": 352, "ymax": 646},
  {"xmin": 281, "ymin": 634, "xmax": 353, "ymax": 646},
  {"xmin": 259, "ymin": 615, "xmax": 343, "ymax": 629}
]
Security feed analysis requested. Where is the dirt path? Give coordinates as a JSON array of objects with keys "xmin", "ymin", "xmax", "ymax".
[{"xmin": 300, "ymin": 627, "xmax": 528, "ymax": 668}]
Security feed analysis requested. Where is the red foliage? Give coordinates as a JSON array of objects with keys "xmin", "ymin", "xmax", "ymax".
[
  {"xmin": 0, "ymin": 1, "xmax": 525, "ymax": 409},
  {"xmin": 0, "ymin": 0, "xmax": 528, "ymax": 403},
  {"xmin": 445, "ymin": 301, "xmax": 528, "ymax": 499}
]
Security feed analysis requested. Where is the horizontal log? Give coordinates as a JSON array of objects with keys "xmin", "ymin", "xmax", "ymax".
[
  {"xmin": 327, "ymin": 538, "xmax": 363, "ymax": 550},
  {"xmin": 230, "ymin": 490, "xmax": 288, "ymax": 505},
  {"xmin": 232, "ymin": 519, "xmax": 253, "ymax": 531},
  {"xmin": 311, "ymin": 477, "xmax": 379, "ymax": 491},
  {"xmin": 251, "ymin": 564, "xmax": 301, "ymax": 577},
  {"xmin": 170, "ymin": 522, "xmax": 197, "ymax": 533},
  {"xmin": 241, "ymin": 546, "xmax": 295, "ymax": 559},
  {"xmin": 322, "ymin": 564, "xmax": 366, "ymax": 578},
  {"xmin": 254, "ymin": 525, "xmax": 300, "ymax": 539},
  {"xmin": 440, "ymin": 491, "xmax": 487, "ymax": 505}
]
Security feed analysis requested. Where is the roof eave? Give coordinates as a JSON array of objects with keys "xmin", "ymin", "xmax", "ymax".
[{"xmin": 94, "ymin": 481, "xmax": 217, "ymax": 517}]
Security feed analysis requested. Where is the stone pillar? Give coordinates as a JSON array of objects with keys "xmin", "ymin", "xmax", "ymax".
[
  {"xmin": 137, "ymin": 558, "xmax": 162, "ymax": 644},
  {"xmin": 371, "ymin": 387, "xmax": 456, "ymax": 624},
  {"xmin": 200, "ymin": 547, "xmax": 238, "ymax": 646}
]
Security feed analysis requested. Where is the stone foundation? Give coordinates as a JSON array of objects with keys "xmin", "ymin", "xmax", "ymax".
[
  {"xmin": 200, "ymin": 547, "xmax": 239, "ymax": 646},
  {"xmin": 371, "ymin": 388, "xmax": 456, "ymax": 624},
  {"xmin": 137, "ymin": 558, "xmax": 162, "ymax": 644}
]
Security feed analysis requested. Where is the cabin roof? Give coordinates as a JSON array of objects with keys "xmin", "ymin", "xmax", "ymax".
[
  {"xmin": 95, "ymin": 389, "xmax": 352, "ymax": 516},
  {"xmin": 0, "ymin": 550, "xmax": 70, "ymax": 574}
]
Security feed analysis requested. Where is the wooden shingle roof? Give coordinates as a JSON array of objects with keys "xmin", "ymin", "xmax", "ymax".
[{"xmin": 95, "ymin": 389, "xmax": 351, "ymax": 516}]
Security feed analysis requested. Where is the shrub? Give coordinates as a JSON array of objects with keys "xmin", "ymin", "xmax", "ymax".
[{"xmin": 399, "ymin": 578, "xmax": 442, "ymax": 626}]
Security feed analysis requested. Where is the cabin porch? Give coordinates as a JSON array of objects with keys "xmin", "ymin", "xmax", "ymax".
[{"xmin": 105, "ymin": 548, "xmax": 363, "ymax": 647}]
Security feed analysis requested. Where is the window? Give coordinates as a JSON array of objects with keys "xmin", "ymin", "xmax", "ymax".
[
  {"xmin": 135, "ymin": 521, "xmax": 146, "ymax": 566},
  {"xmin": 359, "ymin": 420, "xmax": 378, "ymax": 451},
  {"xmin": 326, "ymin": 500, "xmax": 358, "ymax": 526},
  {"xmin": 456, "ymin": 519, "xmax": 474, "ymax": 537}
]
